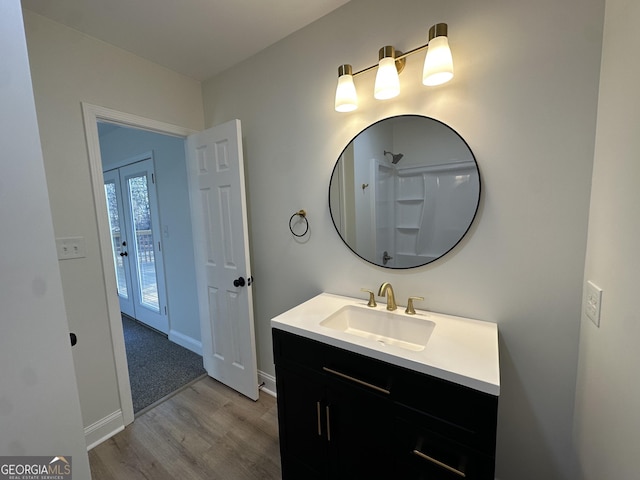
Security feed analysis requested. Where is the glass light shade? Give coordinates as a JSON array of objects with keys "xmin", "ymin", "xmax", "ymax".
[
  {"xmin": 335, "ymin": 74, "xmax": 358, "ymax": 112},
  {"xmin": 374, "ymin": 56, "xmax": 400, "ymax": 100},
  {"xmin": 423, "ymin": 36, "xmax": 454, "ymax": 86}
]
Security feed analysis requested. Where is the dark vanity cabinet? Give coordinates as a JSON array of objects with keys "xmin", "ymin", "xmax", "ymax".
[{"xmin": 273, "ymin": 329, "xmax": 498, "ymax": 480}]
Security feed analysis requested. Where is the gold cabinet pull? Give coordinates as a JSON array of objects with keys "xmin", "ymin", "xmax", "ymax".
[
  {"xmin": 322, "ymin": 367, "xmax": 390, "ymax": 395},
  {"xmin": 322, "ymin": 367, "xmax": 391, "ymax": 395},
  {"xmin": 316, "ymin": 401, "xmax": 322, "ymax": 437},
  {"xmin": 411, "ymin": 449, "xmax": 466, "ymax": 478},
  {"xmin": 325, "ymin": 405, "xmax": 331, "ymax": 442}
]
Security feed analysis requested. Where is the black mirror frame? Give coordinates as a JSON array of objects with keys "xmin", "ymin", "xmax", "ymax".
[{"xmin": 328, "ymin": 114, "xmax": 481, "ymax": 269}]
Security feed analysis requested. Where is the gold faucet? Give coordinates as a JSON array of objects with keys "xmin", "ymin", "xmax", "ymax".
[{"xmin": 378, "ymin": 282, "xmax": 397, "ymax": 311}]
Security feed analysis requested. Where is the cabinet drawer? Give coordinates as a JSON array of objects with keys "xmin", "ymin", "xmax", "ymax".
[
  {"xmin": 273, "ymin": 329, "xmax": 328, "ymax": 371},
  {"xmin": 394, "ymin": 415, "xmax": 495, "ymax": 480},
  {"xmin": 393, "ymin": 369, "xmax": 498, "ymax": 453},
  {"xmin": 273, "ymin": 329, "xmax": 394, "ymax": 397}
]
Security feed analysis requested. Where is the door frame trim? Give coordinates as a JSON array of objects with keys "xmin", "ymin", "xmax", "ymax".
[{"xmin": 82, "ymin": 102, "xmax": 196, "ymax": 428}]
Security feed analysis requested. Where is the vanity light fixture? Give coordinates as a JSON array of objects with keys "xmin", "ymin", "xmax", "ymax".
[
  {"xmin": 374, "ymin": 46, "xmax": 402, "ymax": 100},
  {"xmin": 423, "ymin": 23, "xmax": 454, "ymax": 86},
  {"xmin": 334, "ymin": 23, "xmax": 454, "ymax": 112},
  {"xmin": 335, "ymin": 64, "xmax": 358, "ymax": 112}
]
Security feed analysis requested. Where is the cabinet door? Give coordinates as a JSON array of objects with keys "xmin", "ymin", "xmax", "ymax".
[
  {"xmin": 275, "ymin": 366, "xmax": 328, "ymax": 480},
  {"xmin": 326, "ymin": 376, "xmax": 393, "ymax": 479}
]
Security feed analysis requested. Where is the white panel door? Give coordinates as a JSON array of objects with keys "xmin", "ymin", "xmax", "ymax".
[{"xmin": 187, "ymin": 119, "xmax": 258, "ymax": 401}]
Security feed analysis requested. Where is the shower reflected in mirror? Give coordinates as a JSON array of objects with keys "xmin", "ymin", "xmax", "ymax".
[{"xmin": 384, "ymin": 150, "xmax": 404, "ymax": 164}]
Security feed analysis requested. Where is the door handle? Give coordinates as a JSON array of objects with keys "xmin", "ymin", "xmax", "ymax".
[
  {"xmin": 233, "ymin": 276, "xmax": 246, "ymax": 287},
  {"xmin": 120, "ymin": 251, "xmax": 128, "ymax": 257},
  {"xmin": 70, "ymin": 333, "xmax": 77, "ymax": 347}
]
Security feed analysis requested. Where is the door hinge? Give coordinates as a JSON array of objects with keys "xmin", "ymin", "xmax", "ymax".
[
  {"xmin": 151, "ymin": 173, "xmax": 155, "ymax": 184},
  {"xmin": 158, "ymin": 241, "xmax": 161, "ymax": 251},
  {"xmin": 164, "ymin": 306, "xmax": 167, "ymax": 315}
]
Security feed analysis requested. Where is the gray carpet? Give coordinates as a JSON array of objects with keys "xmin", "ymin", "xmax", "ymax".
[{"xmin": 122, "ymin": 315, "xmax": 206, "ymax": 413}]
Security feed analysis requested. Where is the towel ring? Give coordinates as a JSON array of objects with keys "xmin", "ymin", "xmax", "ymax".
[{"xmin": 289, "ymin": 209, "xmax": 309, "ymax": 237}]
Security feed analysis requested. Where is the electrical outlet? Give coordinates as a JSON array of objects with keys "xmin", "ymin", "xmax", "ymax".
[
  {"xmin": 55, "ymin": 236, "xmax": 87, "ymax": 260},
  {"xmin": 585, "ymin": 280, "xmax": 603, "ymax": 327}
]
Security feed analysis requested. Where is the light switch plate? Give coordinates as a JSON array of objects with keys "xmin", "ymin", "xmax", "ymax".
[
  {"xmin": 56, "ymin": 236, "xmax": 87, "ymax": 260},
  {"xmin": 585, "ymin": 280, "xmax": 603, "ymax": 327}
]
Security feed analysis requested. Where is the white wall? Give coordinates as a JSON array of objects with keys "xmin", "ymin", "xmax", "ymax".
[
  {"xmin": 22, "ymin": 9, "xmax": 204, "ymax": 438},
  {"xmin": 0, "ymin": 1, "xmax": 90, "ymax": 477},
  {"xmin": 573, "ymin": 0, "xmax": 640, "ymax": 478},
  {"xmin": 99, "ymin": 125, "xmax": 201, "ymax": 349},
  {"xmin": 201, "ymin": 0, "xmax": 605, "ymax": 478}
]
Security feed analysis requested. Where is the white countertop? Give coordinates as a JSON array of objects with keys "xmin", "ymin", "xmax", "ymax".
[{"xmin": 271, "ymin": 292, "xmax": 500, "ymax": 396}]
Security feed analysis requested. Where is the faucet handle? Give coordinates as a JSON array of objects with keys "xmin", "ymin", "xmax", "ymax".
[
  {"xmin": 405, "ymin": 296, "xmax": 424, "ymax": 315},
  {"xmin": 361, "ymin": 289, "xmax": 377, "ymax": 307}
]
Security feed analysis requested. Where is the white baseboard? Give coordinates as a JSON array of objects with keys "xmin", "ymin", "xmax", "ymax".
[
  {"xmin": 258, "ymin": 370, "xmax": 277, "ymax": 397},
  {"xmin": 169, "ymin": 329, "xmax": 202, "ymax": 356},
  {"xmin": 85, "ymin": 410, "xmax": 125, "ymax": 450}
]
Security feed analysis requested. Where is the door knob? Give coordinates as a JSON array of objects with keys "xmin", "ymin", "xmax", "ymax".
[
  {"xmin": 120, "ymin": 251, "xmax": 128, "ymax": 257},
  {"xmin": 233, "ymin": 276, "xmax": 246, "ymax": 287}
]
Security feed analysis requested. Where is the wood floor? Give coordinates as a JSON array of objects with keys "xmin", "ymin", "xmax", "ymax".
[{"xmin": 89, "ymin": 377, "xmax": 281, "ymax": 480}]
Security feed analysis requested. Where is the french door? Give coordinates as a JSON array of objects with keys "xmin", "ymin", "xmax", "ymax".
[{"xmin": 104, "ymin": 158, "xmax": 168, "ymax": 333}]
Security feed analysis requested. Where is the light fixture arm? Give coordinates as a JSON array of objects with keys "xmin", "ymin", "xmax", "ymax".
[
  {"xmin": 394, "ymin": 43, "xmax": 430, "ymax": 64},
  {"xmin": 349, "ymin": 42, "xmax": 429, "ymax": 78}
]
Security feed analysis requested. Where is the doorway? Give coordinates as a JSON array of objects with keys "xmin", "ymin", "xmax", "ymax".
[
  {"xmin": 92, "ymin": 113, "xmax": 203, "ymax": 422},
  {"xmin": 104, "ymin": 158, "xmax": 168, "ymax": 333},
  {"xmin": 82, "ymin": 104, "xmax": 259, "ymax": 437}
]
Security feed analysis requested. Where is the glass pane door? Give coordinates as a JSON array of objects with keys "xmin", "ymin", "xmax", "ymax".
[
  {"xmin": 127, "ymin": 174, "xmax": 159, "ymax": 312},
  {"xmin": 105, "ymin": 182, "xmax": 128, "ymax": 298},
  {"xmin": 103, "ymin": 170, "xmax": 135, "ymax": 318}
]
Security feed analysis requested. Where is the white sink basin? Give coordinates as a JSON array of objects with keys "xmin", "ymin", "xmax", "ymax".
[{"xmin": 320, "ymin": 305, "xmax": 435, "ymax": 352}]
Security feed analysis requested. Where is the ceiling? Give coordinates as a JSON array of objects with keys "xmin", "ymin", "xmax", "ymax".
[{"xmin": 21, "ymin": 0, "xmax": 350, "ymax": 81}]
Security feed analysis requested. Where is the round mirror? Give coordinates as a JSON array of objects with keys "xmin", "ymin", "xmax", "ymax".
[{"xmin": 329, "ymin": 115, "xmax": 480, "ymax": 269}]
